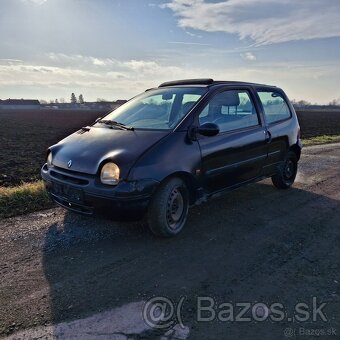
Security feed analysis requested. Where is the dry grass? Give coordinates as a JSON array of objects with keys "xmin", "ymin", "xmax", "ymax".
[
  {"xmin": 0, "ymin": 181, "xmax": 54, "ymax": 218},
  {"xmin": 303, "ymin": 135, "xmax": 340, "ymax": 146}
]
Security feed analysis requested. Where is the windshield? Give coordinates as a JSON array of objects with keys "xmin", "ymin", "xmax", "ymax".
[{"xmin": 100, "ymin": 87, "xmax": 207, "ymax": 130}]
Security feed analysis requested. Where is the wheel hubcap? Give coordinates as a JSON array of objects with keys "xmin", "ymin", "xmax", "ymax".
[{"xmin": 166, "ymin": 188, "xmax": 184, "ymax": 229}]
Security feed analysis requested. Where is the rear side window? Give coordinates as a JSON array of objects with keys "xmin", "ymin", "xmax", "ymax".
[
  {"xmin": 199, "ymin": 90, "xmax": 259, "ymax": 133},
  {"xmin": 257, "ymin": 91, "xmax": 291, "ymax": 124}
]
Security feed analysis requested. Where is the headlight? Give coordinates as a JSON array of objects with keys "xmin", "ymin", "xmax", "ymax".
[
  {"xmin": 47, "ymin": 152, "xmax": 52, "ymax": 166},
  {"xmin": 101, "ymin": 162, "xmax": 120, "ymax": 185}
]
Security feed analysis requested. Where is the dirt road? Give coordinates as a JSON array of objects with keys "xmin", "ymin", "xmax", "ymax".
[{"xmin": 1, "ymin": 144, "xmax": 339, "ymax": 339}]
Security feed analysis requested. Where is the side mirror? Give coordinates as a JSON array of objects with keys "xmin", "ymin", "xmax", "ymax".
[{"xmin": 197, "ymin": 122, "xmax": 219, "ymax": 137}]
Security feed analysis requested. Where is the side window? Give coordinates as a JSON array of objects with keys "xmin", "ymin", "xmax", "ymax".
[
  {"xmin": 199, "ymin": 90, "xmax": 259, "ymax": 133},
  {"xmin": 257, "ymin": 91, "xmax": 291, "ymax": 124},
  {"xmin": 181, "ymin": 94, "xmax": 201, "ymax": 115}
]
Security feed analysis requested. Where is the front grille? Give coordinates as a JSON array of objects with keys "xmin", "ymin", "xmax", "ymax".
[{"xmin": 50, "ymin": 170, "xmax": 89, "ymax": 186}]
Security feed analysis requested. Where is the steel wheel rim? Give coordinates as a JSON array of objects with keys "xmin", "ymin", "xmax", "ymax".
[
  {"xmin": 283, "ymin": 159, "xmax": 295, "ymax": 180},
  {"xmin": 166, "ymin": 187, "xmax": 185, "ymax": 230}
]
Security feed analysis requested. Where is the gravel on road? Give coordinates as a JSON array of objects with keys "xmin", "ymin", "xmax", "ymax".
[{"xmin": 1, "ymin": 143, "xmax": 339, "ymax": 339}]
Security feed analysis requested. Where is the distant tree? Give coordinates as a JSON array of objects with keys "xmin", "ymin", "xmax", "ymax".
[
  {"xmin": 55, "ymin": 99, "xmax": 59, "ymax": 104},
  {"xmin": 71, "ymin": 93, "xmax": 77, "ymax": 104},
  {"xmin": 79, "ymin": 94, "xmax": 84, "ymax": 104},
  {"xmin": 329, "ymin": 98, "xmax": 340, "ymax": 106},
  {"xmin": 59, "ymin": 98, "xmax": 65, "ymax": 103},
  {"xmin": 295, "ymin": 100, "xmax": 311, "ymax": 107}
]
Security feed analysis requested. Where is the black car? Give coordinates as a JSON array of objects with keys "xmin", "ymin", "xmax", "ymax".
[{"xmin": 41, "ymin": 79, "xmax": 302, "ymax": 237}]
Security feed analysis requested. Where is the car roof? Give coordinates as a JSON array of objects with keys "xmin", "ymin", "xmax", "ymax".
[{"xmin": 158, "ymin": 78, "xmax": 277, "ymax": 89}]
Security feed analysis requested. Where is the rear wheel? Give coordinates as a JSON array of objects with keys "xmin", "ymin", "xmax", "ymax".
[
  {"xmin": 272, "ymin": 151, "xmax": 298, "ymax": 189},
  {"xmin": 147, "ymin": 177, "xmax": 189, "ymax": 237}
]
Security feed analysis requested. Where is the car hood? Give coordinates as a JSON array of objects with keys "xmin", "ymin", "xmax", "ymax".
[{"xmin": 50, "ymin": 126, "xmax": 170, "ymax": 176}]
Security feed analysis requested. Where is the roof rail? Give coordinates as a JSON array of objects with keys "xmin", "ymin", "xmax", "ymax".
[{"xmin": 159, "ymin": 78, "xmax": 214, "ymax": 87}]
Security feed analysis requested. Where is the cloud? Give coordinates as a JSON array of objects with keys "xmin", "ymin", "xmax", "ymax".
[
  {"xmin": 45, "ymin": 53, "xmax": 184, "ymax": 76},
  {"xmin": 240, "ymin": 52, "xmax": 256, "ymax": 61},
  {"xmin": 1, "ymin": 53, "xmax": 340, "ymax": 103},
  {"xmin": 168, "ymin": 41, "xmax": 210, "ymax": 46},
  {"xmin": 0, "ymin": 54, "xmax": 199, "ymax": 99},
  {"xmin": 185, "ymin": 31, "xmax": 202, "ymax": 39},
  {"xmin": 162, "ymin": 0, "xmax": 340, "ymax": 45},
  {"xmin": 21, "ymin": 0, "xmax": 48, "ymax": 4},
  {"xmin": 0, "ymin": 59, "xmax": 23, "ymax": 64}
]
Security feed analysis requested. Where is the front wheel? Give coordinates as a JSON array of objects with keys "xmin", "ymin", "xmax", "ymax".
[
  {"xmin": 272, "ymin": 151, "xmax": 298, "ymax": 189},
  {"xmin": 147, "ymin": 177, "xmax": 189, "ymax": 237}
]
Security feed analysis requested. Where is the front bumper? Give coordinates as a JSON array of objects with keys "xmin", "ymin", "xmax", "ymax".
[{"xmin": 41, "ymin": 164, "xmax": 159, "ymax": 217}]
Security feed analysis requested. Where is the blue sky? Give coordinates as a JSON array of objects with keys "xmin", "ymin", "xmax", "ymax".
[{"xmin": 1, "ymin": 0, "xmax": 340, "ymax": 103}]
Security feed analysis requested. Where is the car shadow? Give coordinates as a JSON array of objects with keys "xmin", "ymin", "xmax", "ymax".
[{"xmin": 42, "ymin": 181, "xmax": 340, "ymax": 338}]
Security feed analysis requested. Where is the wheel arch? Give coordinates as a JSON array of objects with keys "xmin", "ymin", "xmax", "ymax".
[
  {"xmin": 160, "ymin": 171, "xmax": 200, "ymax": 205},
  {"xmin": 289, "ymin": 143, "xmax": 301, "ymax": 161}
]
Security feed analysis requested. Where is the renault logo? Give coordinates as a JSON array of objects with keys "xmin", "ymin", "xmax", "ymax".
[{"xmin": 67, "ymin": 160, "xmax": 72, "ymax": 168}]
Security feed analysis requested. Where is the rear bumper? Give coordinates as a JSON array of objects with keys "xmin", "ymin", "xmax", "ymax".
[{"xmin": 41, "ymin": 164, "xmax": 159, "ymax": 218}]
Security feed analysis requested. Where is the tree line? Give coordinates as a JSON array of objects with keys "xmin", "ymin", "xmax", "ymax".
[
  {"xmin": 40, "ymin": 94, "xmax": 114, "ymax": 104},
  {"xmin": 292, "ymin": 98, "xmax": 340, "ymax": 107},
  {"xmin": 40, "ymin": 93, "xmax": 85, "ymax": 105}
]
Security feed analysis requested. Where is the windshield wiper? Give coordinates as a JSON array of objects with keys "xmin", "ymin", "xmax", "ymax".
[{"xmin": 98, "ymin": 119, "xmax": 134, "ymax": 131}]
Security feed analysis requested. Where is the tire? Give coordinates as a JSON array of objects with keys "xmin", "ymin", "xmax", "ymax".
[
  {"xmin": 271, "ymin": 151, "xmax": 298, "ymax": 189},
  {"xmin": 147, "ymin": 177, "xmax": 189, "ymax": 237}
]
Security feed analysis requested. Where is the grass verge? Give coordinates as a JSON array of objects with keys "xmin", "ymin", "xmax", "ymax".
[
  {"xmin": 0, "ymin": 181, "xmax": 54, "ymax": 219},
  {"xmin": 302, "ymin": 135, "xmax": 340, "ymax": 146}
]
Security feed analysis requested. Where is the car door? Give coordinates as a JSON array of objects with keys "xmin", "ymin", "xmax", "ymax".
[
  {"xmin": 256, "ymin": 88, "xmax": 293, "ymax": 175},
  {"xmin": 196, "ymin": 87, "xmax": 267, "ymax": 193}
]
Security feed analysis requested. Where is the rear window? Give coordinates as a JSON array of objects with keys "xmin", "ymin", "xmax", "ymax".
[{"xmin": 257, "ymin": 91, "xmax": 291, "ymax": 124}]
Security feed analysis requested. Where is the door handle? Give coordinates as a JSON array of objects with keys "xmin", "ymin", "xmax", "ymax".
[{"xmin": 265, "ymin": 130, "xmax": 272, "ymax": 143}]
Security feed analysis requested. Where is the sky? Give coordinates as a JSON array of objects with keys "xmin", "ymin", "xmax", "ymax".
[{"xmin": 1, "ymin": 0, "xmax": 340, "ymax": 104}]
